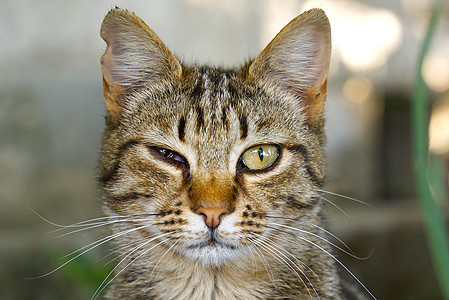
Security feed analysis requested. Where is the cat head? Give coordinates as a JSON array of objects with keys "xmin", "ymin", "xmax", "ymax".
[{"xmin": 99, "ymin": 8, "xmax": 331, "ymax": 267}]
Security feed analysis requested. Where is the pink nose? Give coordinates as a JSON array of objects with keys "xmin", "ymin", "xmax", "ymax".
[{"xmin": 195, "ymin": 207, "xmax": 231, "ymax": 229}]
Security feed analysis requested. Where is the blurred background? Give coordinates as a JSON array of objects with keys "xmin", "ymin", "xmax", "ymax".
[{"xmin": 1, "ymin": 0, "xmax": 448, "ymax": 299}]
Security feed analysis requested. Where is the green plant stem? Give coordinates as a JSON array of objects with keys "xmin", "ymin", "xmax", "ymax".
[{"xmin": 412, "ymin": 0, "xmax": 449, "ymax": 299}]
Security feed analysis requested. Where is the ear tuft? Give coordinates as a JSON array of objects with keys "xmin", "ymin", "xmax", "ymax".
[{"xmin": 248, "ymin": 9, "xmax": 331, "ymax": 126}]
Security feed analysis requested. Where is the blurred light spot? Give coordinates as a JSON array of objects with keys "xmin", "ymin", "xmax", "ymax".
[
  {"xmin": 343, "ymin": 76, "xmax": 373, "ymax": 104},
  {"xmin": 335, "ymin": 6, "xmax": 402, "ymax": 72},
  {"xmin": 422, "ymin": 54, "xmax": 449, "ymax": 92},
  {"xmin": 303, "ymin": 1, "xmax": 403, "ymax": 72},
  {"xmin": 429, "ymin": 96, "xmax": 449, "ymax": 154},
  {"xmin": 259, "ymin": 0, "xmax": 300, "ymax": 48}
]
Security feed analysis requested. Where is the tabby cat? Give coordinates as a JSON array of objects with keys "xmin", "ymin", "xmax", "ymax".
[{"xmin": 98, "ymin": 7, "xmax": 367, "ymax": 299}]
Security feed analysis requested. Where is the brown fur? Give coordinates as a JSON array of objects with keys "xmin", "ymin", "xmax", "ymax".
[{"xmin": 97, "ymin": 7, "xmax": 358, "ymax": 299}]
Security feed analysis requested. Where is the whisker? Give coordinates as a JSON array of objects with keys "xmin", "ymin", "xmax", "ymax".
[
  {"xmin": 28, "ymin": 206, "xmax": 84, "ymax": 229},
  {"xmin": 27, "ymin": 225, "xmax": 147, "ymax": 279},
  {"xmin": 53, "ymin": 215, "xmax": 134, "ymax": 229},
  {"xmin": 267, "ymin": 223, "xmax": 368, "ymax": 260},
  {"xmin": 265, "ymin": 224, "xmax": 377, "ymax": 299},
  {"xmin": 241, "ymin": 239, "xmax": 258, "ymax": 275},
  {"xmin": 262, "ymin": 230, "xmax": 322, "ymax": 285},
  {"xmin": 60, "ymin": 224, "xmax": 153, "ymax": 260},
  {"xmin": 317, "ymin": 195, "xmax": 351, "ymax": 219},
  {"xmin": 92, "ymin": 235, "xmax": 173, "ymax": 300},
  {"xmin": 53, "ymin": 220, "xmax": 134, "ymax": 240},
  {"xmin": 266, "ymin": 215, "xmax": 357, "ymax": 256},
  {"xmin": 226, "ymin": 257, "xmax": 240, "ymax": 278},
  {"xmin": 149, "ymin": 238, "xmax": 180, "ymax": 281},
  {"xmin": 307, "ymin": 237, "xmax": 376, "ymax": 299},
  {"xmin": 93, "ymin": 238, "xmax": 156, "ymax": 299},
  {"xmin": 243, "ymin": 238, "xmax": 275, "ymax": 284},
  {"xmin": 97, "ymin": 237, "xmax": 150, "ymax": 266},
  {"xmin": 249, "ymin": 238, "xmax": 314, "ymax": 299},
  {"xmin": 29, "ymin": 205, "xmax": 158, "ymax": 233},
  {"xmin": 49, "ymin": 213, "xmax": 159, "ymax": 234},
  {"xmin": 249, "ymin": 236, "xmax": 317, "ymax": 299},
  {"xmin": 66, "ymin": 213, "xmax": 160, "ymax": 227},
  {"xmin": 250, "ymin": 233, "xmax": 319, "ymax": 299},
  {"xmin": 314, "ymin": 189, "xmax": 378, "ymax": 210},
  {"xmin": 54, "ymin": 217, "xmax": 156, "ymax": 240}
]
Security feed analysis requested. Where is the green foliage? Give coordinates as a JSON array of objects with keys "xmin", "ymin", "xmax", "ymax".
[
  {"xmin": 46, "ymin": 247, "xmax": 114, "ymax": 299},
  {"xmin": 412, "ymin": 0, "xmax": 449, "ymax": 298},
  {"xmin": 49, "ymin": 248, "xmax": 113, "ymax": 288}
]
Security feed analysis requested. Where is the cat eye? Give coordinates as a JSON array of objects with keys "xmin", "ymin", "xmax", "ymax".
[
  {"xmin": 239, "ymin": 144, "xmax": 279, "ymax": 171},
  {"xmin": 153, "ymin": 147, "xmax": 186, "ymax": 165}
]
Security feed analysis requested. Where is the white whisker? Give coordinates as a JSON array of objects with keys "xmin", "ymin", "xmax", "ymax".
[
  {"xmin": 52, "ymin": 216, "xmax": 156, "ymax": 239},
  {"xmin": 60, "ymin": 225, "xmax": 149, "ymax": 260},
  {"xmin": 314, "ymin": 189, "xmax": 378, "ymax": 210},
  {"xmin": 241, "ymin": 239, "xmax": 258, "ymax": 275},
  {"xmin": 96, "ymin": 235, "xmax": 153, "ymax": 267},
  {"xmin": 262, "ymin": 230, "xmax": 322, "ymax": 284},
  {"xmin": 266, "ymin": 215, "xmax": 357, "ymax": 256},
  {"xmin": 92, "ymin": 235, "xmax": 173, "ymax": 300},
  {"xmin": 249, "ymin": 235, "xmax": 317, "ymax": 299},
  {"xmin": 251, "ymin": 232, "xmax": 319, "ymax": 299},
  {"xmin": 149, "ymin": 238, "xmax": 180, "ymax": 281},
  {"xmin": 268, "ymin": 223, "xmax": 367, "ymax": 260},
  {"xmin": 274, "ymin": 225, "xmax": 377, "ymax": 300},
  {"xmin": 29, "ymin": 205, "xmax": 152, "ymax": 233},
  {"xmin": 28, "ymin": 225, "xmax": 147, "ymax": 279},
  {"xmin": 317, "ymin": 195, "xmax": 351, "ymax": 219},
  {"xmin": 244, "ymin": 238, "xmax": 276, "ymax": 284}
]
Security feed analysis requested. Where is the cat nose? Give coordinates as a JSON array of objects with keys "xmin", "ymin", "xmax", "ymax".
[{"xmin": 194, "ymin": 207, "xmax": 232, "ymax": 229}]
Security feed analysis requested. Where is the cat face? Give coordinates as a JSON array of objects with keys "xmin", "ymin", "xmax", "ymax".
[{"xmin": 99, "ymin": 8, "xmax": 330, "ymax": 267}]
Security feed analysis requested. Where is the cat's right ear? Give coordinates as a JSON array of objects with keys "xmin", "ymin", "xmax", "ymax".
[{"xmin": 100, "ymin": 8, "xmax": 182, "ymax": 122}]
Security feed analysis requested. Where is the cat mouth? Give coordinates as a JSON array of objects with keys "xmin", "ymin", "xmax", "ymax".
[{"xmin": 187, "ymin": 236, "xmax": 236, "ymax": 250}]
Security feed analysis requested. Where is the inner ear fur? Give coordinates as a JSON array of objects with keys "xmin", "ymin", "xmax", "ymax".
[
  {"xmin": 248, "ymin": 9, "xmax": 331, "ymax": 127},
  {"xmin": 100, "ymin": 8, "xmax": 182, "ymax": 122}
]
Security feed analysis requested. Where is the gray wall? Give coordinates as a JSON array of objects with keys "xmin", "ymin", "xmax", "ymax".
[{"xmin": 1, "ymin": 0, "xmax": 448, "ymax": 299}]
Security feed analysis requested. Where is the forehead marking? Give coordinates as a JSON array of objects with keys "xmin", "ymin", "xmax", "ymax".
[
  {"xmin": 239, "ymin": 114, "xmax": 248, "ymax": 140},
  {"xmin": 190, "ymin": 69, "xmax": 235, "ymax": 134},
  {"xmin": 178, "ymin": 116, "xmax": 186, "ymax": 142}
]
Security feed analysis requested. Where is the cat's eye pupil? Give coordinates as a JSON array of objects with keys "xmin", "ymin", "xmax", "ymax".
[
  {"xmin": 258, "ymin": 147, "xmax": 264, "ymax": 162},
  {"xmin": 159, "ymin": 148, "xmax": 172, "ymax": 158}
]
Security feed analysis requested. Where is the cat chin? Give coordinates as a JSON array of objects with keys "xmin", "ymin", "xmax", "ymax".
[{"xmin": 180, "ymin": 241, "xmax": 243, "ymax": 267}]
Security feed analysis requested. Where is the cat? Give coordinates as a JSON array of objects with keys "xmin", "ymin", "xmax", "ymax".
[{"xmin": 97, "ymin": 7, "xmax": 369, "ymax": 299}]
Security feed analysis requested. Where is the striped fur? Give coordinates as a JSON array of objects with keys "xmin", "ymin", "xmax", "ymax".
[{"xmin": 97, "ymin": 8, "xmax": 353, "ymax": 300}]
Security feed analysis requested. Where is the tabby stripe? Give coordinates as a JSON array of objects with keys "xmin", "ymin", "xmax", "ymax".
[
  {"xmin": 99, "ymin": 139, "xmax": 140, "ymax": 185},
  {"xmin": 178, "ymin": 116, "xmax": 186, "ymax": 142},
  {"xmin": 305, "ymin": 167, "xmax": 324, "ymax": 188},
  {"xmin": 221, "ymin": 106, "xmax": 229, "ymax": 129},
  {"xmin": 239, "ymin": 114, "xmax": 248, "ymax": 140},
  {"xmin": 255, "ymin": 120, "xmax": 268, "ymax": 133},
  {"xmin": 190, "ymin": 75, "xmax": 204, "ymax": 100},
  {"xmin": 109, "ymin": 192, "xmax": 153, "ymax": 202},
  {"xmin": 288, "ymin": 144, "xmax": 309, "ymax": 159},
  {"xmin": 287, "ymin": 144, "xmax": 324, "ymax": 187},
  {"xmin": 287, "ymin": 196, "xmax": 313, "ymax": 210},
  {"xmin": 195, "ymin": 105, "xmax": 204, "ymax": 132}
]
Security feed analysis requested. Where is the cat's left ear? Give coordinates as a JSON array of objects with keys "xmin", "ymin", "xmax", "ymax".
[
  {"xmin": 100, "ymin": 8, "xmax": 182, "ymax": 122},
  {"xmin": 248, "ymin": 9, "xmax": 331, "ymax": 127}
]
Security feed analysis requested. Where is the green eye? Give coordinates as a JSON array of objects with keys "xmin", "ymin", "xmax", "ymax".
[{"xmin": 240, "ymin": 144, "xmax": 279, "ymax": 171}]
